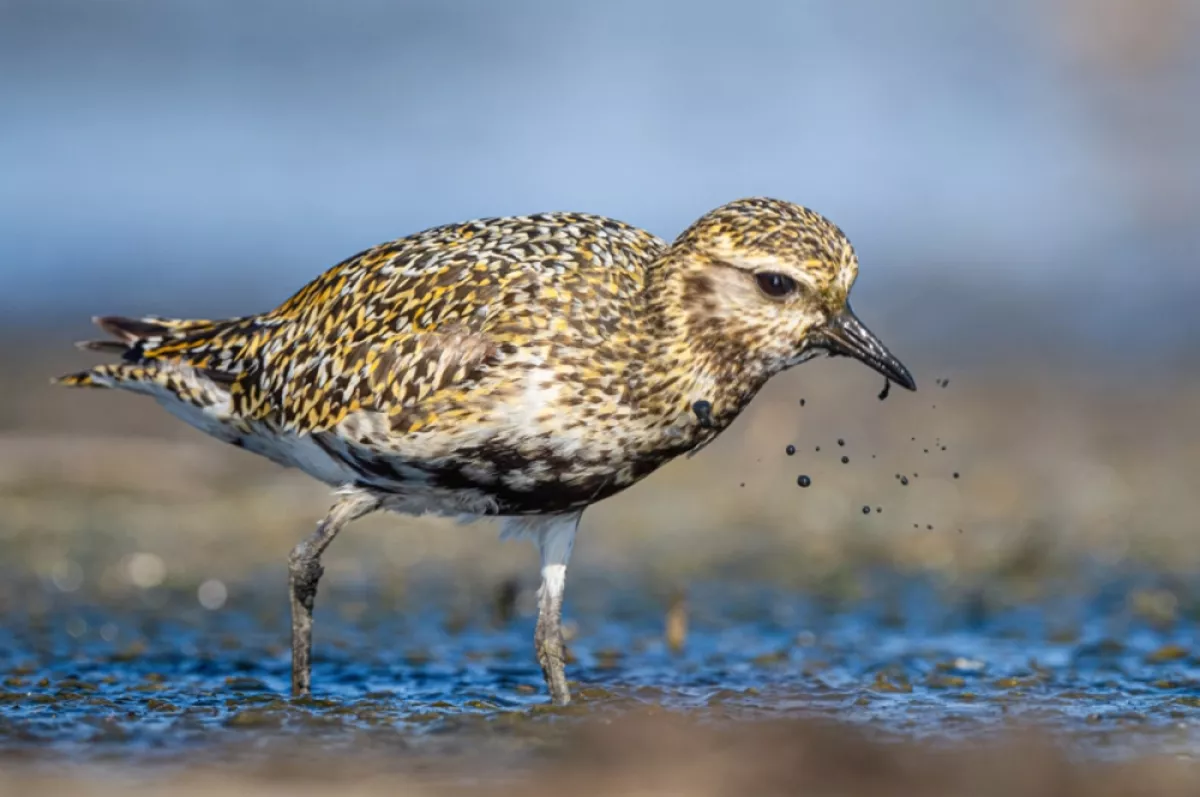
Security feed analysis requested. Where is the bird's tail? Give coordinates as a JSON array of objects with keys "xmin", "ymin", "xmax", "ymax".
[{"xmin": 53, "ymin": 315, "xmax": 243, "ymax": 389}]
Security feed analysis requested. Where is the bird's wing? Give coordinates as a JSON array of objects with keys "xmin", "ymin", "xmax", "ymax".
[
  {"xmin": 218, "ymin": 213, "xmax": 664, "ymax": 435},
  {"xmin": 220, "ymin": 237, "xmax": 518, "ymax": 435},
  {"xmin": 236, "ymin": 320, "xmax": 503, "ymax": 435},
  {"xmin": 68, "ymin": 212, "xmax": 663, "ymax": 436}
]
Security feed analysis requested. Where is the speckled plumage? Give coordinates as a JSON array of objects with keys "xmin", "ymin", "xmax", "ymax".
[
  {"xmin": 60, "ymin": 198, "xmax": 866, "ymax": 515},
  {"xmin": 58, "ymin": 196, "xmax": 914, "ymax": 704}
]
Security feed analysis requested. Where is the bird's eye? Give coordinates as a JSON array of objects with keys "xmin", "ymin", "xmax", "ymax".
[{"xmin": 755, "ymin": 271, "xmax": 798, "ymax": 298}]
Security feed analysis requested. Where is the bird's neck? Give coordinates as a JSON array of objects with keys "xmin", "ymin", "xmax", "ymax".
[{"xmin": 632, "ymin": 248, "xmax": 771, "ymax": 438}]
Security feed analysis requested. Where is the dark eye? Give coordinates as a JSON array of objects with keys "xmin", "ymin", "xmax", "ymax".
[{"xmin": 755, "ymin": 271, "xmax": 798, "ymax": 298}]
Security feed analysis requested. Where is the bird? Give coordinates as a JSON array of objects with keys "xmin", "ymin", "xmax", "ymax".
[{"xmin": 55, "ymin": 197, "xmax": 916, "ymax": 705}]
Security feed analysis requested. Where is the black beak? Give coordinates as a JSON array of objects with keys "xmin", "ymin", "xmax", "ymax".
[{"xmin": 813, "ymin": 305, "xmax": 916, "ymax": 391}]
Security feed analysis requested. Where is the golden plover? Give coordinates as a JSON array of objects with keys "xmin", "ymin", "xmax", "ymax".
[{"xmin": 56, "ymin": 197, "xmax": 915, "ymax": 705}]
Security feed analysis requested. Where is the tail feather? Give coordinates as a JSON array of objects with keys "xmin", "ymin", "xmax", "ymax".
[
  {"xmin": 53, "ymin": 362, "xmax": 155, "ymax": 388},
  {"xmin": 73, "ymin": 339, "xmax": 129, "ymax": 354},
  {"xmin": 93, "ymin": 314, "xmax": 218, "ymax": 344},
  {"xmin": 53, "ymin": 370, "xmax": 103, "ymax": 387},
  {"xmin": 55, "ymin": 314, "xmax": 240, "ymax": 390}
]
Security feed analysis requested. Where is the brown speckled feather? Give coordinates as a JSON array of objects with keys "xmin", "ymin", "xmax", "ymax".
[{"xmin": 57, "ymin": 198, "xmax": 865, "ymax": 515}]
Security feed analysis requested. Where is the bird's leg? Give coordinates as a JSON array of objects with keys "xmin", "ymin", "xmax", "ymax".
[
  {"xmin": 532, "ymin": 512, "xmax": 581, "ymax": 706},
  {"xmin": 289, "ymin": 489, "xmax": 378, "ymax": 697},
  {"xmin": 535, "ymin": 577, "xmax": 569, "ymax": 705}
]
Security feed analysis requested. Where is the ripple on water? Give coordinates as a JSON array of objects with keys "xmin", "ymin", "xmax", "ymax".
[{"xmin": 2, "ymin": 575, "xmax": 1200, "ymax": 764}]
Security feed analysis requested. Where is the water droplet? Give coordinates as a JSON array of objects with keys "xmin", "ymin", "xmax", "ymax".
[
  {"xmin": 953, "ymin": 472, "xmax": 960, "ymax": 479},
  {"xmin": 799, "ymin": 398, "xmax": 806, "ymax": 407},
  {"xmin": 861, "ymin": 505, "xmax": 870, "ymax": 515},
  {"xmin": 797, "ymin": 475, "xmax": 812, "ymax": 488},
  {"xmin": 785, "ymin": 444, "xmax": 796, "ymax": 456},
  {"xmin": 837, "ymin": 439, "xmax": 845, "ymax": 446},
  {"xmin": 840, "ymin": 456, "xmax": 849, "ymax": 464},
  {"xmin": 900, "ymin": 476, "xmax": 909, "ymax": 486}
]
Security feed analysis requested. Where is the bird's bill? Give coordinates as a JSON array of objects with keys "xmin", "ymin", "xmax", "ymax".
[{"xmin": 814, "ymin": 305, "xmax": 916, "ymax": 391}]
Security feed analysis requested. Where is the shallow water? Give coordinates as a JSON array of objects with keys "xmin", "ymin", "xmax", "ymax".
[{"xmin": 3, "ymin": 569, "xmax": 1200, "ymax": 768}]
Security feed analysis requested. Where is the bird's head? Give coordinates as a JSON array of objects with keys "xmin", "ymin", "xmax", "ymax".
[{"xmin": 666, "ymin": 197, "xmax": 916, "ymax": 392}]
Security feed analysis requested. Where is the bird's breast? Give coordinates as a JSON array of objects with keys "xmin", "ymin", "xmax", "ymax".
[{"xmin": 340, "ymin": 341, "xmax": 748, "ymax": 514}]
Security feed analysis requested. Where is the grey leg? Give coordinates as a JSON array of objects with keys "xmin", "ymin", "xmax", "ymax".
[
  {"xmin": 532, "ymin": 513, "xmax": 580, "ymax": 706},
  {"xmin": 535, "ymin": 585, "xmax": 570, "ymax": 704},
  {"xmin": 289, "ymin": 489, "xmax": 378, "ymax": 696}
]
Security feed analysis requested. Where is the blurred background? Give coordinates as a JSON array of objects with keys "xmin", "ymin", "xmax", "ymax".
[
  {"xmin": 2, "ymin": 1, "xmax": 1200, "ymax": 791},
  {"xmin": 3, "ymin": 0, "xmax": 1200, "ymax": 357},
  {"xmin": 3, "ymin": 0, "xmax": 1199, "ymax": 576}
]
